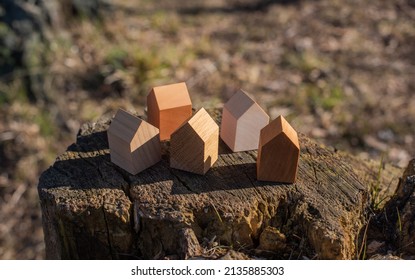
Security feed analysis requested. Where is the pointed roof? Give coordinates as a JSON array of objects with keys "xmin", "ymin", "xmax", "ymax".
[
  {"xmin": 170, "ymin": 108, "xmax": 219, "ymax": 175},
  {"xmin": 108, "ymin": 109, "xmax": 141, "ymax": 141},
  {"xmin": 108, "ymin": 109, "xmax": 159, "ymax": 151},
  {"xmin": 187, "ymin": 108, "xmax": 218, "ymax": 142},
  {"xmin": 148, "ymin": 82, "xmax": 191, "ymax": 110},
  {"xmin": 260, "ymin": 115, "xmax": 299, "ymax": 148},
  {"xmin": 224, "ymin": 89, "xmax": 267, "ymax": 120},
  {"xmin": 174, "ymin": 108, "xmax": 218, "ymax": 142}
]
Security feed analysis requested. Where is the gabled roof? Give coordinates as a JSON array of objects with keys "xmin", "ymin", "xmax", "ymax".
[
  {"xmin": 173, "ymin": 108, "xmax": 218, "ymax": 143},
  {"xmin": 108, "ymin": 109, "xmax": 158, "ymax": 151},
  {"xmin": 260, "ymin": 115, "xmax": 299, "ymax": 148},
  {"xmin": 186, "ymin": 108, "xmax": 218, "ymax": 142},
  {"xmin": 108, "ymin": 109, "xmax": 141, "ymax": 142},
  {"xmin": 170, "ymin": 108, "xmax": 219, "ymax": 174},
  {"xmin": 224, "ymin": 89, "xmax": 267, "ymax": 120},
  {"xmin": 148, "ymin": 82, "xmax": 192, "ymax": 111}
]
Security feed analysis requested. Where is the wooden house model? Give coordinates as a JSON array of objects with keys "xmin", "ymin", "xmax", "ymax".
[
  {"xmin": 147, "ymin": 82, "xmax": 192, "ymax": 141},
  {"xmin": 170, "ymin": 108, "xmax": 219, "ymax": 175},
  {"xmin": 220, "ymin": 90, "xmax": 269, "ymax": 152},
  {"xmin": 257, "ymin": 115, "xmax": 300, "ymax": 183},
  {"xmin": 107, "ymin": 109, "xmax": 161, "ymax": 175}
]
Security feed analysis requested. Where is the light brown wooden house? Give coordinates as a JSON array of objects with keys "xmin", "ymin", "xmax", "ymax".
[
  {"xmin": 257, "ymin": 115, "xmax": 300, "ymax": 183},
  {"xmin": 147, "ymin": 82, "xmax": 192, "ymax": 141},
  {"xmin": 170, "ymin": 108, "xmax": 219, "ymax": 175},
  {"xmin": 107, "ymin": 109, "xmax": 161, "ymax": 175},
  {"xmin": 220, "ymin": 90, "xmax": 269, "ymax": 152}
]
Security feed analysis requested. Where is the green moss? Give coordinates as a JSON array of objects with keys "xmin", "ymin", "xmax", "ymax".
[
  {"xmin": 284, "ymin": 51, "xmax": 328, "ymax": 75},
  {"xmin": 132, "ymin": 48, "xmax": 171, "ymax": 84},
  {"xmin": 310, "ymin": 84, "xmax": 344, "ymax": 110},
  {"xmin": 34, "ymin": 111, "xmax": 55, "ymax": 137},
  {"xmin": 279, "ymin": 83, "xmax": 345, "ymax": 115},
  {"xmin": 0, "ymin": 79, "xmax": 29, "ymax": 105},
  {"xmin": 24, "ymin": 35, "xmax": 46, "ymax": 70},
  {"xmin": 194, "ymin": 35, "xmax": 213, "ymax": 57},
  {"xmin": 306, "ymin": 84, "xmax": 323, "ymax": 109},
  {"xmin": 0, "ymin": 22, "xmax": 10, "ymax": 38},
  {"xmin": 105, "ymin": 48, "xmax": 129, "ymax": 70},
  {"xmin": 0, "ymin": 23, "xmax": 14, "ymax": 65},
  {"xmin": 0, "ymin": 89, "xmax": 8, "ymax": 104},
  {"xmin": 150, "ymin": 11, "xmax": 180, "ymax": 35},
  {"xmin": 288, "ymin": 83, "xmax": 343, "ymax": 111}
]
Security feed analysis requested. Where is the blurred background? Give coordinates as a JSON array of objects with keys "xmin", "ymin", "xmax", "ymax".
[{"xmin": 0, "ymin": 0, "xmax": 414, "ymax": 259}]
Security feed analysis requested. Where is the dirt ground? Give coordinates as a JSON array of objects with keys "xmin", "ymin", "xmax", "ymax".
[{"xmin": 0, "ymin": 0, "xmax": 414, "ymax": 259}]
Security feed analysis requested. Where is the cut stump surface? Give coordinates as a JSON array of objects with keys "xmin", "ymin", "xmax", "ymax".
[{"xmin": 38, "ymin": 108, "xmax": 402, "ymax": 259}]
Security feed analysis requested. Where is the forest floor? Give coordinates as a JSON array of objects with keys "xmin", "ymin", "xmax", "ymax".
[{"xmin": 0, "ymin": 0, "xmax": 414, "ymax": 259}]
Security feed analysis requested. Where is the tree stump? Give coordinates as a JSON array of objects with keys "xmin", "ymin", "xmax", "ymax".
[
  {"xmin": 368, "ymin": 159, "xmax": 415, "ymax": 258},
  {"xmin": 38, "ymin": 108, "xmax": 402, "ymax": 259}
]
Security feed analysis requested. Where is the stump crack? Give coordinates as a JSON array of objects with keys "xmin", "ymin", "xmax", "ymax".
[
  {"xmin": 102, "ymin": 206, "xmax": 115, "ymax": 259},
  {"xmin": 171, "ymin": 170, "xmax": 198, "ymax": 194},
  {"xmin": 245, "ymin": 170, "xmax": 267, "ymax": 203},
  {"xmin": 246, "ymin": 151, "xmax": 258, "ymax": 164},
  {"xmin": 52, "ymin": 164, "xmax": 74, "ymax": 182},
  {"xmin": 306, "ymin": 146, "xmax": 319, "ymax": 182},
  {"xmin": 111, "ymin": 165, "xmax": 134, "ymax": 202}
]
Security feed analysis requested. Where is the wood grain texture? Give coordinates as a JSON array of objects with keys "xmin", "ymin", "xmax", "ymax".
[
  {"xmin": 38, "ymin": 108, "xmax": 403, "ymax": 260},
  {"xmin": 108, "ymin": 109, "xmax": 161, "ymax": 175},
  {"xmin": 147, "ymin": 82, "xmax": 192, "ymax": 141},
  {"xmin": 257, "ymin": 115, "xmax": 300, "ymax": 183},
  {"xmin": 220, "ymin": 90, "xmax": 269, "ymax": 152},
  {"xmin": 170, "ymin": 108, "xmax": 219, "ymax": 175}
]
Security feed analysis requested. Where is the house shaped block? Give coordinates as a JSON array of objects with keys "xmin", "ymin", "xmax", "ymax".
[
  {"xmin": 257, "ymin": 115, "xmax": 300, "ymax": 183},
  {"xmin": 147, "ymin": 82, "xmax": 192, "ymax": 141},
  {"xmin": 108, "ymin": 109, "xmax": 161, "ymax": 175},
  {"xmin": 220, "ymin": 90, "xmax": 269, "ymax": 152},
  {"xmin": 170, "ymin": 108, "xmax": 219, "ymax": 175}
]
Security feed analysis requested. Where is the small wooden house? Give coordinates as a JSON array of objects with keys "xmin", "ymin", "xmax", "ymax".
[
  {"xmin": 220, "ymin": 90, "xmax": 269, "ymax": 152},
  {"xmin": 108, "ymin": 109, "xmax": 161, "ymax": 175},
  {"xmin": 257, "ymin": 115, "xmax": 300, "ymax": 183},
  {"xmin": 170, "ymin": 108, "xmax": 219, "ymax": 175},
  {"xmin": 147, "ymin": 82, "xmax": 192, "ymax": 141}
]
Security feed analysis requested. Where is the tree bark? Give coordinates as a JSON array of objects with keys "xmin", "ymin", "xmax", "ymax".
[
  {"xmin": 369, "ymin": 159, "xmax": 415, "ymax": 258},
  {"xmin": 38, "ymin": 108, "xmax": 402, "ymax": 259}
]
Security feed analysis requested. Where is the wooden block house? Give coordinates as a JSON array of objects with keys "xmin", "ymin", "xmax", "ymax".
[
  {"xmin": 107, "ymin": 109, "xmax": 161, "ymax": 175},
  {"xmin": 257, "ymin": 115, "xmax": 300, "ymax": 183},
  {"xmin": 220, "ymin": 90, "xmax": 269, "ymax": 152},
  {"xmin": 147, "ymin": 82, "xmax": 192, "ymax": 141},
  {"xmin": 170, "ymin": 108, "xmax": 219, "ymax": 175}
]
